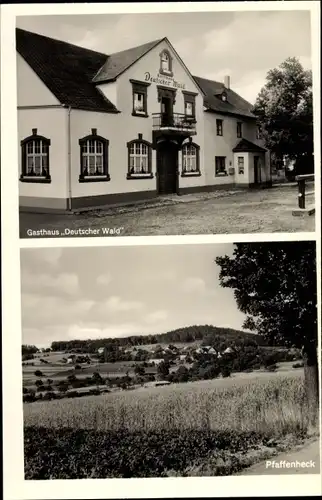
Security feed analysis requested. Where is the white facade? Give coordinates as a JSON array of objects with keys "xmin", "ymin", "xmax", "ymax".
[{"xmin": 17, "ymin": 33, "xmax": 270, "ymax": 212}]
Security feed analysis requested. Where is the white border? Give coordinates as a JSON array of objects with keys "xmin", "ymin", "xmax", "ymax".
[{"xmin": 1, "ymin": 2, "xmax": 321, "ymax": 499}]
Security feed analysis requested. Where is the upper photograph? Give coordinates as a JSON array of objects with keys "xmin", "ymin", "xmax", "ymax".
[{"xmin": 16, "ymin": 10, "xmax": 316, "ymax": 238}]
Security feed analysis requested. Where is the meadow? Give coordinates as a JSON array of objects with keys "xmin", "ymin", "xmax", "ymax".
[{"xmin": 24, "ymin": 369, "xmax": 314, "ymax": 478}]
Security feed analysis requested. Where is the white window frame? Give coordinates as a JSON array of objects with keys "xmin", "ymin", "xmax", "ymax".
[
  {"xmin": 26, "ymin": 139, "xmax": 49, "ymax": 177},
  {"xmin": 129, "ymin": 142, "xmax": 150, "ymax": 175},
  {"xmin": 237, "ymin": 156, "xmax": 244, "ymax": 174},
  {"xmin": 182, "ymin": 144, "xmax": 199, "ymax": 173},
  {"xmin": 81, "ymin": 139, "xmax": 105, "ymax": 177}
]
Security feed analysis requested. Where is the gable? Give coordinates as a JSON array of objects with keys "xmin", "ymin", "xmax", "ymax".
[
  {"xmin": 17, "ymin": 53, "xmax": 60, "ymax": 107},
  {"xmin": 117, "ymin": 38, "xmax": 203, "ymax": 97}
]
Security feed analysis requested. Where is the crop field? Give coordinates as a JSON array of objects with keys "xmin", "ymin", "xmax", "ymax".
[{"xmin": 24, "ymin": 371, "xmax": 313, "ymax": 479}]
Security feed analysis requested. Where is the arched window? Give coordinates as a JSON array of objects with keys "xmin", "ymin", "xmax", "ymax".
[
  {"xmin": 159, "ymin": 50, "xmax": 173, "ymax": 76},
  {"xmin": 20, "ymin": 129, "xmax": 51, "ymax": 183},
  {"xmin": 181, "ymin": 142, "xmax": 200, "ymax": 176},
  {"xmin": 127, "ymin": 138, "xmax": 153, "ymax": 179},
  {"xmin": 79, "ymin": 129, "xmax": 110, "ymax": 182}
]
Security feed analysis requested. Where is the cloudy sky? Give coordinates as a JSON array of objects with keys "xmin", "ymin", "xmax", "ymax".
[
  {"xmin": 20, "ymin": 244, "xmax": 248, "ymax": 348},
  {"xmin": 16, "ymin": 9, "xmax": 311, "ymax": 103}
]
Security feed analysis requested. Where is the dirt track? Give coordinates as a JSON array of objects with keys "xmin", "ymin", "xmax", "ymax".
[{"xmin": 239, "ymin": 439, "xmax": 320, "ymax": 475}]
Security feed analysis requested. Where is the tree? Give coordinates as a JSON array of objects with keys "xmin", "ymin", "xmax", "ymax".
[
  {"xmin": 134, "ymin": 364, "xmax": 145, "ymax": 376},
  {"xmin": 34, "ymin": 370, "xmax": 43, "ymax": 377},
  {"xmin": 215, "ymin": 241, "xmax": 318, "ymax": 423},
  {"xmin": 157, "ymin": 361, "xmax": 170, "ymax": 378},
  {"xmin": 253, "ymin": 57, "xmax": 313, "ymax": 174}
]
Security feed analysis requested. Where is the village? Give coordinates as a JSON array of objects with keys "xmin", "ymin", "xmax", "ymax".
[{"xmin": 22, "ymin": 336, "xmax": 302, "ymax": 402}]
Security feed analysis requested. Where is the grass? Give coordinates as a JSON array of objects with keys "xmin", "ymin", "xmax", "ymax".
[
  {"xmin": 20, "ymin": 185, "xmax": 315, "ymax": 237},
  {"xmin": 24, "ymin": 372, "xmax": 318, "ymax": 478}
]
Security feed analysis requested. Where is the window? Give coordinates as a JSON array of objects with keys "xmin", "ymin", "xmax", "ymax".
[
  {"xmin": 237, "ymin": 157, "xmax": 244, "ymax": 174},
  {"xmin": 237, "ymin": 122, "xmax": 242, "ymax": 138},
  {"xmin": 216, "ymin": 119, "xmax": 223, "ymax": 136},
  {"xmin": 182, "ymin": 143, "xmax": 200, "ymax": 176},
  {"xmin": 215, "ymin": 156, "xmax": 227, "ymax": 176},
  {"xmin": 20, "ymin": 129, "xmax": 51, "ymax": 183},
  {"xmin": 256, "ymin": 125, "xmax": 262, "ymax": 140},
  {"xmin": 159, "ymin": 49, "xmax": 173, "ymax": 76},
  {"xmin": 183, "ymin": 91, "xmax": 197, "ymax": 120},
  {"xmin": 221, "ymin": 92, "xmax": 227, "ymax": 102},
  {"xmin": 79, "ymin": 130, "xmax": 109, "ymax": 182},
  {"xmin": 130, "ymin": 80, "xmax": 150, "ymax": 117},
  {"xmin": 127, "ymin": 138, "xmax": 153, "ymax": 179}
]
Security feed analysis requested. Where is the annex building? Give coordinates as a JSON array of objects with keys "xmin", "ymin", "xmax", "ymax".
[{"xmin": 16, "ymin": 28, "xmax": 271, "ymax": 212}]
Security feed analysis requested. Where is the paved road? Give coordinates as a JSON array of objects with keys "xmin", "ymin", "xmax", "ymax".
[{"xmin": 240, "ymin": 439, "xmax": 320, "ymax": 475}]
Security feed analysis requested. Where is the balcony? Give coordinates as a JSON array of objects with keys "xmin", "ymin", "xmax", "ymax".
[{"xmin": 152, "ymin": 113, "xmax": 196, "ymax": 145}]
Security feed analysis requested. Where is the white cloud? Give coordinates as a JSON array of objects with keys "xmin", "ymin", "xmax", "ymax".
[
  {"xmin": 96, "ymin": 273, "xmax": 112, "ymax": 286},
  {"xmin": 105, "ymin": 296, "xmax": 144, "ymax": 312},
  {"xmin": 21, "ymin": 271, "xmax": 79, "ymax": 295},
  {"xmin": 181, "ymin": 277, "xmax": 206, "ymax": 294},
  {"xmin": 145, "ymin": 310, "xmax": 168, "ymax": 324}
]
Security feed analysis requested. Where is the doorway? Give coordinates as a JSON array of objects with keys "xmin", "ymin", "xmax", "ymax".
[
  {"xmin": 157, "ymin": 141, "xmax": 178, "ymax": 195},
  {"xmin": 161, "ymin": 96, "xmax": 174, "ymax": 127},
  {"xmin": 254, "ymin": 156, "xmax": 261, "ymax": 185}
]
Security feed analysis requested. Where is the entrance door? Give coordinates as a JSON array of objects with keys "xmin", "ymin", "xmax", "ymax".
[
  {"xmin": 254, "ymin": 156, "xmax": 261, "ymax": 185},
  {"xmin": 161, "ymin": 97, "xmax": 173, "ymax": 127},
  {"xmin": 157, "ymin": 141, "xmax": 178, "ymax": 195}
]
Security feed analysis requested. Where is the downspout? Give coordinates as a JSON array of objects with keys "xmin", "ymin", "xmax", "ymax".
[{"xmin": 67, "ymin": 106, "xmax": 72, "ymax": 211}]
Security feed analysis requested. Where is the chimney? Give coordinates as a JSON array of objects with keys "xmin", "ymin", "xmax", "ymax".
[{"xmin": 224, "ymin": 75, "xmax": 230, "ymax": 89}]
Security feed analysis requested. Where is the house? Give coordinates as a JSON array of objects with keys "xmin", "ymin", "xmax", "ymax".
[
  {"xmin": 97, "ymin": 347, "xmax": 105, "ymax": 355},
  {"xmin": 150, "ymin": 358, "xmax": 165, "ymax": 365},
  {"xmin": 16, "ymin": 28, "xmax": 270, "ymax": 213}
]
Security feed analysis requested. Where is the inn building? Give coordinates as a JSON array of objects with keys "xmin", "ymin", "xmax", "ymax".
[{"xmin": 17, "ymin": 28, "xmax": 271, "ymax": 212}]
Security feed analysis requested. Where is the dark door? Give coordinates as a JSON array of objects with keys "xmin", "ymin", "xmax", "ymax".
[
  {"xmin": 254, "ymin": 156, "xmax": 261, "ymax": 185},
  {"xmin": 161, "ymin": 97, "xmax": 173, "ymax": 126},
  {"xmin": 157, "ymin": 141, "xmax": 178, "ymax": 195}
]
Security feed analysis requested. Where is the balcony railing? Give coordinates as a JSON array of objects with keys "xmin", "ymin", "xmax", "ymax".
[{"xmin": 152, "ymin": 113, "xmax": 196, "ymax": 133}]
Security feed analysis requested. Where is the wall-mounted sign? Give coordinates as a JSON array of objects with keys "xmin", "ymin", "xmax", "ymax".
[{"xmin": 144, "ymin": 72, "xmax": 186, "ymax": 90}]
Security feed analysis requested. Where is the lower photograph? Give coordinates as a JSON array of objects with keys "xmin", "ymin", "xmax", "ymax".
[{"xmin": 20, "ymin": 240, "xmax": 320, "ymax": 479}]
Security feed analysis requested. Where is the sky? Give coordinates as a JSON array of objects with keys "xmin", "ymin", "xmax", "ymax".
[
  {"xmin": 16, "ymin": 10, "xmax": 312, "ymax": 104},
  {"xmin": 20, "ymin": 244, "xmax": 249, "ymax": 348}
]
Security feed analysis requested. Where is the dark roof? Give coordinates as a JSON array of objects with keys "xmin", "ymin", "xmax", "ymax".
[
  {"xmin": 93, "ymin": 38, "xmax": 164, "ymax": 83},
  {"xmin": 16, "ymin": 28, "xmax": 257, "ymax": 118},
  {"xmin": 16, "ymin": 28, "xmax": 118, "ymax": 113},
  {"xmin": 232, "ymin": 138, "xmax": 266, "ymax": 153},
  {"xmin": 193, "ymin": 76, "xmax": 256, "ymax": 119}
]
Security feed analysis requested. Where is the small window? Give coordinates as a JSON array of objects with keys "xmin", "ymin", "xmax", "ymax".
[
  {"xmin": 79, "ymin": 132, "xmax": 110, "ymax": 182},
  {"xmin": 159, "ymin": 49, "xmax": 173, "ymax": 76},
  {"xmin": 238, "ymin": 157, "xmax": 244, "ymax": 174},
  {"xmin": 216, "ymin": 119, "xmax": 223, "ymax": 136},
  {"xmin": 127, "ymin": 139, "xmax": 153, "ymax": 179},
  {"xmin": 221, "ymin": 92, "xmax": 227, "ymax": 102},
  {"xmin": 183, "ymin": 91, "xmax": 197, "ymax": 120},
  {"xmin": 20, "ymin": 131, "xmax": 51, "ymax": 183},
  {"xmin": 237, "ymin": 122, "xmax": 242, "ymax": 138},
  {"xmin": 182, "ymin": 143, "xmax": 200, "ymax": 176},
  {"xmin": 256, "ymin": 125, "xmax": 262, "ymax": 140},
  {"xmin": 215, "ymin": 156, "xmax": 227, "ymax": 176},
  {"xmin": 131, "ymin": 80, "xmax": 149, "ymax": 117}
]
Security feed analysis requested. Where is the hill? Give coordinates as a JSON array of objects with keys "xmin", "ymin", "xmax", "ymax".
[{"xmin": 49, "ymin": 324, "xmax": 267, "ymax": 353}]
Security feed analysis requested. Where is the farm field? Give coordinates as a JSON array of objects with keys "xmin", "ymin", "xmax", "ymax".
[{"xmin": 24, "ymin": 367, "xmax": 319, "ymax": 479}]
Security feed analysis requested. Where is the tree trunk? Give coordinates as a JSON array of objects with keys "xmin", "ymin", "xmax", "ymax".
[{"xmin": 302, "ymin": 344, "xmax": 319, "ymax": 427}]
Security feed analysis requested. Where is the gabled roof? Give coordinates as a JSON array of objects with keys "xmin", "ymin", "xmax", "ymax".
[
  {"xmin": 193, "ymin": 76, "xmax": 256, "ymax": 119},
  {"xmin": 232, "ymin": 138, "xmax": 266, "ymax": 153},
  {"xmin": 93, "ymin": 38, "xmax": 164, "ymax": 83},
  {"xmin": 16, "ymin": 28, "xmax": 118, "ymax": 113}
]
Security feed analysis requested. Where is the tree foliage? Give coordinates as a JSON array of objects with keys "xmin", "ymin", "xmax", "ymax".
[
  {"xmin": 215, "ymin": 241, "xmax": 318, "ymax": 421},
  {"xmin": 216, "ymin": 242, "xmax": 317, "ymax": 350},
  {"xmin": 253, "ymin": 57, "xmax": 313, "ymax": 172}
]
